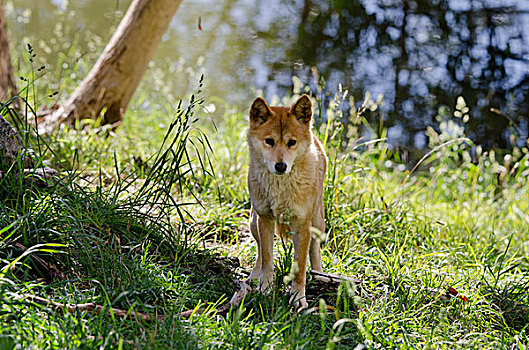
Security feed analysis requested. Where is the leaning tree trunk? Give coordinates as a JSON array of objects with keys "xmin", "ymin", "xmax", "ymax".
[
  {"xmin": 0, "ymin": 0, "xmax": 17, "ymax": 103},
  {"xmin": 43, "ymin": 0, "xmax": 182, "ymax": 131}
]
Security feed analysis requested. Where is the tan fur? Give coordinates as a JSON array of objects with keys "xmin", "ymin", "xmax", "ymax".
[{"xmin": 246, "ymin": 95, "xmax": 327, "ymax": 308}]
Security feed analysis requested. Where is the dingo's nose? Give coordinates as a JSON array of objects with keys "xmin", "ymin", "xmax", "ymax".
[{"xmin": 275, "ymin": 162, "xmax": 287, "ymax": 174}]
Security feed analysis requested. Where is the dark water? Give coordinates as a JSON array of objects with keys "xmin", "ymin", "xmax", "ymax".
[{"xmin": 7, "ymin": 0, "xmax": 529, "ymax": 150}]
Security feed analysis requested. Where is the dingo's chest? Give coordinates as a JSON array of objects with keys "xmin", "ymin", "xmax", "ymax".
[{"xmin": 250, "ymin": 166, "xmax": 316, "ymax": 220}]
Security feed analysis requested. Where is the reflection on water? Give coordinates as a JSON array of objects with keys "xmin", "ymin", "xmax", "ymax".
[{"xmin": 7, "ymin": 0, "xmax": 529, "ymax": 149}]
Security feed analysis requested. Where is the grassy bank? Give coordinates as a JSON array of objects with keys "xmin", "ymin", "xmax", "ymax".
[{"xmin": 1, "ymin": 66, "xmax": 528, "ymax": 349}]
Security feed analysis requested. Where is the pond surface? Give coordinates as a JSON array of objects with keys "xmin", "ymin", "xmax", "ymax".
[{"xmin": 7, "ymin": 0, "xmax": 529, "ymax": 149}]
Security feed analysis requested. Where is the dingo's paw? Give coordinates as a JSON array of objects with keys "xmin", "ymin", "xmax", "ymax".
[
  {"xmin": 290, "ymin": 282, "xmax": 308, "ymax": 310},
  {"xmin": 258, "ymin": 270, "xmax": 274, "ymax": 294},
  {"xmin": 290, "ymin": 292, "xmax": 308, "ymax": 310}
]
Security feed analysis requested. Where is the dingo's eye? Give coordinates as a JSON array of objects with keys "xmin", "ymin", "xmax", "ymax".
[
  {"xmin": 265, "ymin": 138, "xmax": 275, "ymax": 146},
  {"xmin": 287, "ymin": 139, "xmax": 297, "ymax": 147}
]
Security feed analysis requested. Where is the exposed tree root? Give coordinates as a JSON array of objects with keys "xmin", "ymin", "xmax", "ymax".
[
  {"xmin": 12, "ymin": 242, "xmax": 66, "ymax": 282},
  {"xmin": 0, "ymin": 115, "xmax": 59, "ymax": 187},
  {"xmin": 17, "ymin": 262, "xmax": 468, "ymax": 323}
]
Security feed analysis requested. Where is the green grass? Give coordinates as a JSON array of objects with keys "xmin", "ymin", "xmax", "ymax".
[{"xmin": 1, "ymin": 54, "xmax": 528, "ymax": 349}]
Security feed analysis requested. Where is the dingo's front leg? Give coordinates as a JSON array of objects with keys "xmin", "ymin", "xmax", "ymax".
[
  {"xmin": 258, "ymin": 214, "xmax": 275, "ymax": 293},
  {"xmin": 247, "ymin": 208, "xmax": 261, "ymax": 281},
  {"xmin": 291, "ymin": 219, "xmax": 311, "ymax": 309}
]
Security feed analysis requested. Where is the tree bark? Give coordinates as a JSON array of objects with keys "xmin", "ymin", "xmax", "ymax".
[
  {"xmin": 43, "ymin": 0, "xmax": 182, "ymax": 131},
  {"xmin": 0, "ymin": 114, "xmax": 28, "ymax": 166},
  {"xmin": 0, "ymin": 0, "xmax": 17, "ymax": 103},
  {"xmin": 0, "ymin": 0, "xmax": 25, "ymax": 167}
]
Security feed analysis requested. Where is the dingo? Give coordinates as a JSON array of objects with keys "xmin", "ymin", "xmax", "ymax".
[{"xmin": 246, "ymin": 95, "xmax": 327, "ymax": 308}]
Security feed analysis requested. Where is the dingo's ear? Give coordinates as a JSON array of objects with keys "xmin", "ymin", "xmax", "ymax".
[
  {"xmin": 250, "ymin": 97, "xmax": 271, "ymax": 125},
  {"xmin": 290, "ymin": 95, "xmax": 312, "ymax": 124}
]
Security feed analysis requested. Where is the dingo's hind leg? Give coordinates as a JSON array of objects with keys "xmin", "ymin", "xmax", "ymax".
[{"xmin": 309, "ymin": 202, "xmax": 325, "ymax": 272}]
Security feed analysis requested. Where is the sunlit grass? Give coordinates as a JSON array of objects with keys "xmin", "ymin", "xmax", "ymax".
[{"xmin": 1, "ymin": 56, "xmax": 528, "ymax": 348}]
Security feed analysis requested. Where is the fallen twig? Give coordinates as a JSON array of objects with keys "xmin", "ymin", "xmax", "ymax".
[
  {"xmin": 309, "ymin": 270, "xmax": 362, "ymax": 285},
  {"xmin": 309, "ymin": 270, "xmax": 468, "ymax": 304},
  {"xmin": 20, "ymin": 294, "xmax": 164, "ymax": 323}
]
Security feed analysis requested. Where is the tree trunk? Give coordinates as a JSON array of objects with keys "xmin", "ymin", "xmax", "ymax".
[
  {"xmin": 0, "ymin": 0, "xmax": 24, "ymax": 167},
  {"xmin": 0, "ymin": 114, "xmax": 27, "ymax": 166},
  {"xmin": 0, "ymin": 0, "xmax": 17, "ymax": 103},
  {"xmin": 43, "ymin": 0, "xmax": 182, "ymax": 131}
]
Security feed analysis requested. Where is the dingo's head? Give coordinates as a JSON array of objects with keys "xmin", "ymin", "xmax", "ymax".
[{"xmin": 248, "ymin": 95, "xmax": 313, "ymax": 175}]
